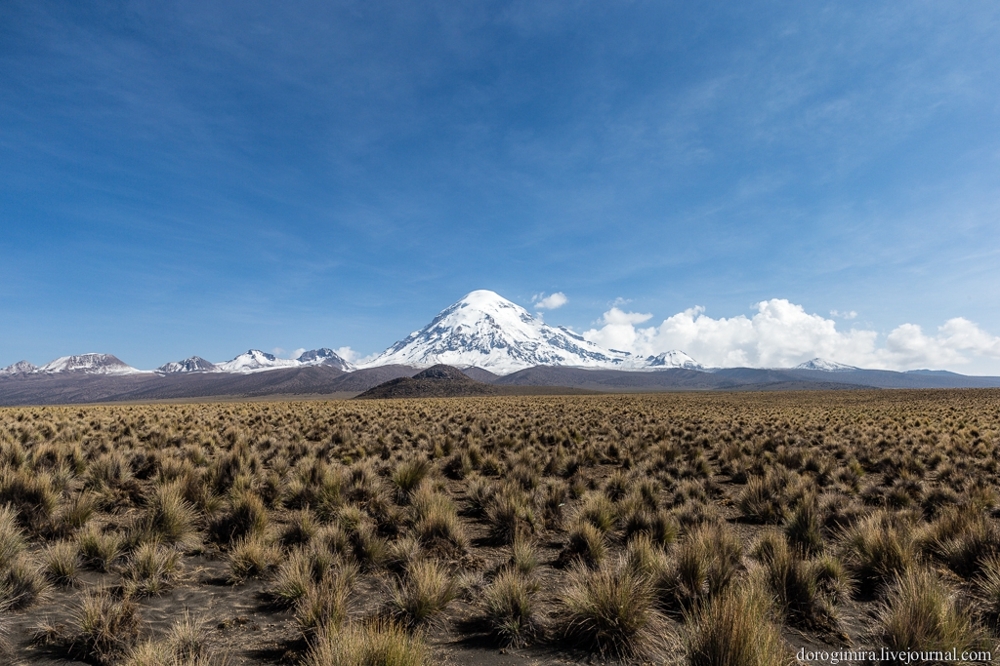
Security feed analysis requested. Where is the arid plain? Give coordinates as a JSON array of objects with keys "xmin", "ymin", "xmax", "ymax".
[{"xmin": 2, "ymin": 390, "xmax": 999, "ymax": 665}]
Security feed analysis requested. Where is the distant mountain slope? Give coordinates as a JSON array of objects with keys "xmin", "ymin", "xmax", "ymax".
[
  {"xmin": 794, "ymin": 358, "xmax": 859, "ymax": 372},
  {"xmin": 460, "ymin": 367, "xmax": 500, "ymax": 383},
  {"xmin": 645, "ymin": 351, "xmax": 701, "ymax": 369},
  {"xmin": 295, "ymin": 348, "xmax": 353, "ymax": 370},
  {"xmin": 2, "ymin": 362, "xmax": 1000, "ymax": 406},
  {"xmin": 785, "ymin": 367, "xmax": 1000, "ymax": 389},
  {"xmin": 0, "ymin": 360, "xmax": 37, "ymax": 376},
  {"xmin": 157, "ymin": 357, "xmax": 218, "ymax": 374}
]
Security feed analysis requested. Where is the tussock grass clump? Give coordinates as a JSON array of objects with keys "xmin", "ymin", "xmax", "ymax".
[
  {"xmin": 295, "ymin": 564, "xmax": 357, "ymax": 636},
  {"xmin": 303, "ymin": 619, "xmax": 430, "ymax": 666},
  {"xmin": 315, "ymin": 523, "xmax": 352, "ymax": 559},
  {"xmin": 77, "ymin": 524, "xmax": 124, "ymax": 572},
  {"xmin": 0, "ymin": 468, "xmax": 58, "ymax": 531},
  {"xmin": 686, "ymin": 580, "xmax": 791, "ymax": 666},
  {"xmin": 784, "ymin": 497, "xmax": 825, "ymax": 555},
  {"xmin": 280, "ymin": 509, "xmax": 318, "ymax": 549},
  {"xmin": 52, "ymin": 491, "xmax": 96, "ymax": 537},
  {"xmin": 873, "ymin": 567, "xmax": 988, "ymax": 661},
  {"xmin": 557, "ymin": 556, "xmax": 662, "ymax": 660},
  {"xmin": 69, "ymin": 586, "xmax": 143, "ymax": 665},
  {"xmin": 840, "ymin": 511, "xmax": 916, "ymax": 596},
  {"xmin": 738, "ymin": 472, "xmax": 788, "ymax": 525},
  {"xmin": 759, "ymin": 537, "xmax": 839, "ymax": 631},
  {"xmin": 386, "ymin": 536, "xmax": 422, "ymax": 574},
  {"xmin": 464, "ymin": 477, "xmax": 496, "ymax": 518},
  {"xmin": 210, "ymin": 491, "xmax": 268, "ymax": 546},
  {"xmin": 123, "ymin": 541, "xmax": 181, "ymax": 597},
  {"xmin": 974, "ymin": 555, "xmax": 1000, "ymax": 629},
  {"xmin": 129, "ymin": 482, "xmax": 199, "ymax": 547},
  {"xmin": 268, "ymin": 548, "xmax": 314, "ymax": 608},
  {"xmin": 509, "ymin": 536, "xmax": 539, "ymax": 576},
  {"xmin": 443, "ymin": 451, "xmax": 472, "ymax": 480},
  {"xmin": 410, "ymin": 486, "xmax": 468, "ymax": 551},
  {"xmin": 228, "ymin": 534, "xmax": 281, "ymax": 583},
  {"xmin": 0, "ymin": 505, "xmax": 26, "ymax": 570},
  {"xmin": 123, "ymin": 612, "xmax": 226, "ymax": 666},
  {"xmin": 390, "ymin": 558, "xmax": 458, "ymax": 628},
  {"xmin": 558, "ymin": 521, "xmax": 607, "ymax": 568},
  {"xmin": 579, "ymin": 492, "xmax": 618, "ymax": 533},
  {"xmin": 481, "ymin": 568, "xmax": 540, "ymax": 647},
  {"xmin": 86, "ymin": 451, "xmax": 135, "ymax": 492},
  {"xmin": 540, "ymin": 479, "xmax": 568, "ymax": 528},
  {"xmin": 392, "ymin": 458, "xmax": 431, "ymax": 502},
  {"xmin": 661, "ymin": 522, "xmax": 743, "ymax": 611},
  {"xmin": 484, "ymin": 486, "xmax": 539, "ymax": 546},
  {"xmin": 349, "ymin": 524, "xmax": 390, "ymax": 571},
  {"xmin": 922, "ymin": 506, "xmax": 1000, "ymax": 578},
  {"xmin": 44, "ymin": 540, "xmax": 80, "ymax": 587},
  {"xmin": 624, "ymin": 533, "xmax": 670, "ymax": 579},
  {"xmin": 623, "ymin": 505, "xmax": 678, "ymax": 548},
  {"xmin": 1, "ymin": 555, "xmax": 49, "ymax": 609}
]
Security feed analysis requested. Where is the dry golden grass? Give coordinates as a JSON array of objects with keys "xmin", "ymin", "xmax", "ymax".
[{"xmin": 0, "ymin": 389, "xmax": 998, "ymax": 664}]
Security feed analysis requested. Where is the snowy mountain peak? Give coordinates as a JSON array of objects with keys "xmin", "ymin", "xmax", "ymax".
[
  {"xmin": 295, "ymin": 348, "xmax": 353, "ymax": 371},
  {"xmin": 217, "ymin": 350, "xmax": 299, "ymax": 373},
  {"xmin": 37, "ymin": 353, "xmax": 144, "ymax": 375},
  {"xmin": 0, "ymin": 360, "xmax": 38, "ymax": 376},
  {"xmin": 644, "ymin": 351, "xmax": 702, "ymax": 370},
  {"xmin": 363, "ymin": 290, "xmax": 696, "ymax": 375},
  {"xmin": 157, "ymin": 357, "xmax": 219, "ymax": 374},
  {"xmin": 794, "ymin": 358, "xmax": 858, "ymax": 372}
]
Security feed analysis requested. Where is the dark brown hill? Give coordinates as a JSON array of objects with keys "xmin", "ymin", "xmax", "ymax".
[
  {"xmin": 459, "ymin": 366, "xmax": 499, "ymax": 383},
  {"xmin": 354, "ymin": 364, "xmax": 498, "ymax": 399}
]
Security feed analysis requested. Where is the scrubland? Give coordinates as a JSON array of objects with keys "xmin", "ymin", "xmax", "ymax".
[{"xmin": 1, "ymin": 389, "xmax": 999, "ymax": 665}]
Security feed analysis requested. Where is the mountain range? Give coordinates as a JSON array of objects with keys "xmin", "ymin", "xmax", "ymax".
[{"xmin": 2, "ymin": 290, "xmax": 1000, "ymax": 405}]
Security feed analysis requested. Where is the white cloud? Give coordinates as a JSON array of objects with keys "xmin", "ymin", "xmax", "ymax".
[
  {"xmin": 533, "ymin": 292, "xmax": 568, "ymax": 310},
  {"xmin": 582, "ymin": 299, "xmax": 1000, "ymax": 371},
  {"xmin": 880, "ymin": 319, "xmax": 1000, "ymax": 368},
  {"xmin": 584, "ymin": 307, "xmax": 655, "ymax": 353},
  {"xmin": 335, "ymin": 346, "xmax": 378, "ymax": 365},
  {"xmin": 271, "ymin": 347, "xmax": 287, "ymax": 357},
  {"xmin": 292, "ymin": 347, "xmax": 307, "ymax": 359}
]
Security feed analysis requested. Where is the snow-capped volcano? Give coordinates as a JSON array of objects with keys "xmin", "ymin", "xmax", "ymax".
[
  {"xmin": 0, "ymin": 361, "xmax": 38, "ymax": 376},
  {"xmin": 157, "ymin": 357, "xmax": 219, "ymax": 374},
  {"xmin": 644, "ymin": 351, "xmax": 702, "ymax": 370},
  {"xmin": 363, "ymin": 290, "xmax": 698, "ymax": 375},
  {"xmin": 216, "ymin": 350, "xmax": 300, "ymax": 373},
  {"xmin": 296, "ymin": 348, "xmax": 353, "ymax": 371},
  {"xmin": 794, "ymin": 358, "xmax": 859, "ymax": 372},
  {"xmin": 37, "ymin": 354, "xmax": 145, "ymax": 375},
  {"xmin": 212, "ymin": 348, "xmax": 354, "ymax": 374}
]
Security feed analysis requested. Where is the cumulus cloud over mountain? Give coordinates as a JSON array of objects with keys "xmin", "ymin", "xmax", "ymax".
[
  {"xmin": 583, "ymin": 299, "xmax": 1000, "ymax": 371},
  {"xmin": 533, "ymin": 292, "xmax": 568, "ymax": 310}
]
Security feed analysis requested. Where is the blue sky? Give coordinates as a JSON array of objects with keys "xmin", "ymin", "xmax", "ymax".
[{"xmin": 3, "ymin": 1, "xmax": 1000, "ymax": 372}]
